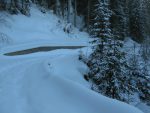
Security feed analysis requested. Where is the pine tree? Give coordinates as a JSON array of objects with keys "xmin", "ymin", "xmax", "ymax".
[
  {"xmin": 128, "ymin": 44, "xmax": 150, "ymax": 104},
  {"xmin": 90, "ymin": 0, "xmax": 112, "ymax": 40},
  {"xmin": 138, "ymin": 62, "xmax": 150, "ymax": 105},
  {"xmin": 88, "ymin": 0, "xmax": 132, "ymax": 102}
]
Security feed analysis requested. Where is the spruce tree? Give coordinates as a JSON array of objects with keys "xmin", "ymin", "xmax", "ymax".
[
  {"xmin": 88, "ymin": 0, "xmax": 133, "ymax": 102},
  {"xmin": 128, "ymin": 44, "xmax": 150, "ymax": 104},
  {"xmin": 139, "ymin": 62, "xmax": 150, "ymax": 105}
]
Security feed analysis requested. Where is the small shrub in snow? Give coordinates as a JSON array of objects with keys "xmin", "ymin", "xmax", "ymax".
[{"xmin": 63, "ymin": 23, "xmax": 73, "ymax": 34}]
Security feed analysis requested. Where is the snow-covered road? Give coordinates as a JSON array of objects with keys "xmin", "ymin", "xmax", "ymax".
[{"xmin": 0, "ymin": 49, "xmax": 143, "ymax": 113}]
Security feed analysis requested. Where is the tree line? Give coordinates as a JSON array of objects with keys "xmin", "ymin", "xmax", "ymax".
[
  {"xmin": 0, "ymin": 0, "xmax": 149, "ymax": 42},
  {"xmin": 80, "ymin": 0, "xmax": 150, "ymax": 105}
]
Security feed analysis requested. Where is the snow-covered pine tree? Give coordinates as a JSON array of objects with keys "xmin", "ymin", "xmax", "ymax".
[
  {"xmin": 126, "ymin": 43, "xmax": 150, "ymax": 104},
  {"xmin": 87, "ymin": 0, "xmax": 133, "ymax": 102},
  {"xmin": 138, "ymin": 43, "xmax": 150, "ymax": 105},
  {"xmin": 127, "ymin": 45, "xmax": 143, "ymax": 102},
  {"xmin": 138, "ymin": 61, "xmax": 150, "ymax": 105},
  {"xmin": 19, "ymin": 0, "xmax": 30, "ymax": 15},
  {"xmin": 90, "ymin": 0, "xmax": 112, "ymax": 41}
]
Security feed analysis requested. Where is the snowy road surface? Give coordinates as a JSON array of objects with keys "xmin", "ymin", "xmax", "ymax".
[{"xmin": 0, "ymin": 49, "xmax": 143, "ymax": 113}]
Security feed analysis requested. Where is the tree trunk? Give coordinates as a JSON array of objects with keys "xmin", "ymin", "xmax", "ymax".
[
  {"xmin": 67, "ymin": 0, "xmax": 71, "ymax": 23},
  {"xmin": 74, "ymin": 0, "xmax": 77, "ymax": 27},
  {"xmin": 87, "ymin": 0, "xmax": 91, "ymax": 33},
  {"xmin": 56, "ymin": 0, "xmax": 61, "ymax": 17}
]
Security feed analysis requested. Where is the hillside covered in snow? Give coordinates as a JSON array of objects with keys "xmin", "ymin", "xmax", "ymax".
[
  {"xmin": 0, "ymin": 1, "xmax": 150, "ymax": 113},
  {"xmin": 0, "ymin": 5, "xmax": 89, "ymax": 53}
]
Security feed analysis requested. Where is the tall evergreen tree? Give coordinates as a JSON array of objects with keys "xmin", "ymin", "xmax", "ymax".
[
  {"xmin": 87, "ymin": 0, "xmax": 133, "ymax": 102},
  {"xmin": 90, "ymin": 0, "xmax": 112, "ymax": 39}
]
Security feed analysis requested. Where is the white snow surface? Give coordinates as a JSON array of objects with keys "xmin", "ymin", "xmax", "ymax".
[
  {"xmin": 0, "ymin": 5, "xmax": 90, "ymax": 52},
  {"xmin": 0, "ymin": 49, "xmax": 143, "ymax": 113},
  {"xmin": 0, "ymin": 5, "xmax": 145, "ymax": 113}
]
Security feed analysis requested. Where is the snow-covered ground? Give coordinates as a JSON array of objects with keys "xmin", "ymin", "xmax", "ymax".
[
  {"xmin": 0, "ymin": 5, "xmax": 148, "ymax": 113},
  {"xmin": 0, "ymin": 49, "xmax": 143, "ymax": 113},
  {"xmin": 0, "ymin": 5, "xmax": 90, "ymax": 52}
]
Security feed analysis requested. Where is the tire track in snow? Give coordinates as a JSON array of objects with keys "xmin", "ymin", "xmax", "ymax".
[
  {"xmin": 0, "ymin": 60, "xmax": 37, "ymax": 113},
  {"xmin": 0, "ymin": 57, "xmax": 51, "ymax": 113},
  {"xmin": 0, "ymin": 49, "xmax": 143, "ymax": 113}
]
